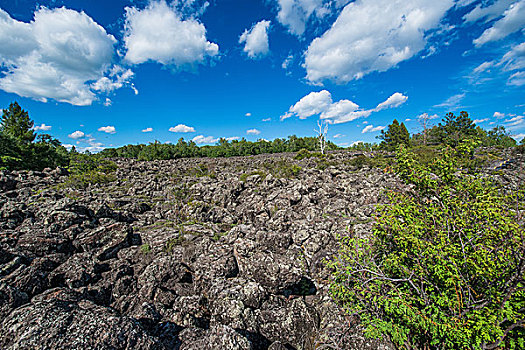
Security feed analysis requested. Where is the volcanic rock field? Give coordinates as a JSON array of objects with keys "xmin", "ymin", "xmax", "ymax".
[{"xmin": 1, "ymin": 150, "xmax": 521, "ymax": 349}]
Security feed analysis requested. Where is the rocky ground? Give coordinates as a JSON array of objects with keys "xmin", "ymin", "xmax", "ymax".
[{"xmin": 0, "ymin": 150, "xmax": 522, "ymax": 350}]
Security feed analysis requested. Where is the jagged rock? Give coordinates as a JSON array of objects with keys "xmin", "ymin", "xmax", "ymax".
[
  {"xmin": 0, "ymin": 289, "xmax": 160, "ymax": 350},
  {"xmin": 3, "ymin": 150, "xmax": 516, "ymax": 349}
]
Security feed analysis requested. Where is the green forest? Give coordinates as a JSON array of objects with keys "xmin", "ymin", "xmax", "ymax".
[{"xmin": 1, "ymin": 101, "xmax": 523, "ymax": 172}]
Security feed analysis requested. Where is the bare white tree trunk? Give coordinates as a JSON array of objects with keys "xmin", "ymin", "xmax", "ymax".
[
  {"xmin": 315, "ymin": 120, "xmax": 328, "ymax": 154},
  {"xmin": 417, "ymin": 113, "xmax": 433, "ymax": 146}
]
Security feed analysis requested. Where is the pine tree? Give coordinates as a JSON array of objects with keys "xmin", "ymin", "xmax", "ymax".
[
  {"xmin": 0, "ymin": 102, "xmax": 36, "ymax": 143},
  {"xmin": 379, "ymin": 119, "xmax": 410, "ymax": 150},
  {"xmin": 438, "ymin": 111, "xmax": 476, "ymax": 147}
]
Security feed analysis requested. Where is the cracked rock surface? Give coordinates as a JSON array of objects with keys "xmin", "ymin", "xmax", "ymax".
[{"xmin": 3, "ymin": 150, "xmax": 521, "ymax": 349}]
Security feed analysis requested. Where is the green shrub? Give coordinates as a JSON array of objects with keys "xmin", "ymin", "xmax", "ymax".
[
  {"xmin": 345, "ymin": 154, "xmax": 390, "ymax": 170},
  {"xmin": 140, "ymin": 243, "xmax": 151, "ymax": 254},
  {"xmin": 263, "ymin": 160, "xmax": 302, "ymax": 178},
  {"xmin": 239, "ymin": 170, "xmax": 267, "ymax": 182},
  {"xmin": 163, "ymin": 235, "xmax": 185, "ymax": 253},
  {"xmin": 327, "ymin": 143, "xmax": 525, "ymax": 349},
  {"xmin": 295, "ymin": 148, "xmax": 325, "ymax": 160},
  {"xmin": 61, "ymin": 153, "xmax": 118, "ymax": 189},
  {"xmin": 295, "ymin": 148, "xmax": 312, "ymax": 160},
  {"xmin": 186, "ymin": 163, "xmax": 216, "ymax": 178},
  {"xmin": 64, "ymin": 171, "xmax": 116, "ymax": 189}
]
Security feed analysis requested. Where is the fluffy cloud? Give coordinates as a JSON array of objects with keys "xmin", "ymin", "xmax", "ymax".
[
  {"xmin": 142, "ymin": 127, "xmax": 153, "ymax": 132},
  {"xmin": 473, "ymin": 1, "xmax": 525, "ymax": 47},
  {"xmin": 169, "ymin": 124, "xmax": 195, "ymax": 133},
  {"xmin": 192, "ymin": 135, "xmax": 218, "ymax": 144},
  {"xmin": 362, "ymin": 125, "xmax": 385, "ymax": 133},
  {"xmin": 92, "ymin": 66, "xmax": 136, "ymax": 94},
  {"xmin": 463, "ymin": 0, "xmax": 516, "ymax": 23},
  {"xmin": 333, "ymin": 133, "xmax": 345, "ymax": 138},
  {"xmin": 282, "ymin": 90, "xmax": 408, "ymax": 124},
  {"xmin": 123, "ymin": 1, "xmax": 218, "ymax": 67},
  {"xmin": 275, "ymin": 0, "xmax": 329, "ymax": 36},
  {"xmin": 0, "ymin": 7, "xmax": 121, "ymax": 105},
  {"xmin": 320, "ymin": 99, "xmax": 368, "ymax": 123},
  {"xmin": 33, "ymin": 123, "xmax": 52, "ymax": 131},
  {"xmin": 473, "ymin": 118, "xmax": 489, "ymax": 124},
  {"xmin": 375, "ymin": 92, "xmax": 408, "ymax": 111},
  {"xmin": 281, "ymin": 90, "xmax": 332, "ymax": 120},
  {"xmin": 245, "ymin": 112, "xmax": 252, "ymax": 117},
  {"xmin": 239, "ymin": 20, "xmax": 271, "ymax": 59},
  {"xmin": 68, "ymin": 130, "xmax": 85, "ymax": 139},
  {"xmin": 494, "ymin": 111, "xmax": 506, "ymax": 118},
  {"xmin": 282, "ymin": 55, "xmax": 293, "ymax": 70},
  {"xmin": 98, "ymin": 126, "xmax": 116, "ymax": 134},
  {"xmin": 246, "ymin": 128, "xmax": 261, "ymax": 135},
  {"xmin": 304, "ymin": 0, "xmax": 454, "ymax": 83}
]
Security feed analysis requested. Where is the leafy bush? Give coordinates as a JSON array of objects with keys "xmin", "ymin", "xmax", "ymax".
[
  {"xmin": 263, "ymin": 160, "xmax": 302, "ymax": 178},
  {"xmin": 327, "ymin": 143, "xmax": 525, "ymax": 349},
  {"xmin": 345, "ymin": 154, "xmax": 391, "ymax": 170},
  {"xmin": 63, "ymin": 153, "xmax": 117, "ymax": 189},
  {"xmin": 295, "ymin": 148, "xmax": 325, "ymax": 160},
  {"xmin": 239, "ymin": 170, "xmax": 267, "ymax": 182}
]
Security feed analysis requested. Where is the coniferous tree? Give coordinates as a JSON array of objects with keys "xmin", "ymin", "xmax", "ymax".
[
  {"xmin": 0, "ymin": 102, "xmax": 36, "ymax": 143},
  {"xmin": 437, "ymin": 111, "xmax": 476, "ymax": 147},
  {"xmin": 378, "ymin": 119, "xmax": 410, "ymax": 150}
]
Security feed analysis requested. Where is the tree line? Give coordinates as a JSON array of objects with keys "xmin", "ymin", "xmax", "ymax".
[
  {"xmin": 0, "ymin": 101, "xmax": 522, "ymax": 171},
  {"xmin": 98, "ymin": 135, "xmax": 339, "ymax": 160}
]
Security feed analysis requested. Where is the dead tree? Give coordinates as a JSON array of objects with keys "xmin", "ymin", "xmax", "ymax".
[
  {"xmin": 315, "ymin": 120, "xmax": 329, "ymax": 154},
  {"xmin": 417, "ymin": 113, "xmax": 433, "ymax": 146}
]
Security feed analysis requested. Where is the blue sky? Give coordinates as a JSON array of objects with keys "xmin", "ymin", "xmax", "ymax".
[{"xmin": 0, "ymin": 0, "xmax": 524, "ymax": 151}]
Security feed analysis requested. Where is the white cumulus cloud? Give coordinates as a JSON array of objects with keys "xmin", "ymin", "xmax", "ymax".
[
  {"xmin": 169, "ymin": 124, "xmax": 195, "ymax": 133},
  {"xmin": 192, "ymin": 135, "xmax": 218, "ymax": 144},
  {"xmin": 0, "ymin": 7, "xmax": 120, "ymax": 106},
  {"xmin": 464, "ymin": 0, "xmax": 516, "ymax": 23},
  {"xmin": 68, "ymin": 130, "xmax": 85, "ymax": 139},
  {"xmin": 304, "ymin": 0, "xmax": 455, "ymax": 83},
  {"xmin": 473, "ymin": 1, "xmax": 525, "ymax": 47},
  {"xmin": 92, "ymin": 66, "xmax": 135, "ymax": 94},
  {"xmin": 281, "ymin": 90, "xmax": 332, "ymax": 120},
  {"xmin": 142, "ymin": 127, "xmax": 153, "ymax": 132},
  {"xmin": 362, "ymin": 125, "xmax": 385, "ymax": 133},
  {"xmin": 239, "ymin": 20, "xmax": 271, "ymax": 59},
  {"xmin": 247, "ymin": 128, "xmax": 261, "ymax": 135},
  {"xmin": 123, "ymin": 1, "xmax": 218, "ymax": 67},
  {"xmin": 375, "ymin": 92, "xmax": 408, "ymax": 111},
  {"xmin": 33, "ymin": 123, "xmax": 52, "ymax": 131},
  {"xmin": 282, "ymin": 90, "xmax": 408, "ymax": 124},
  {"xmin": 275, "ymin": 0, "xmax": 329, "ymax": 36},
  {"xmin": 98, "ymin": 126, "xmax": 116, "ymax": 134}
]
